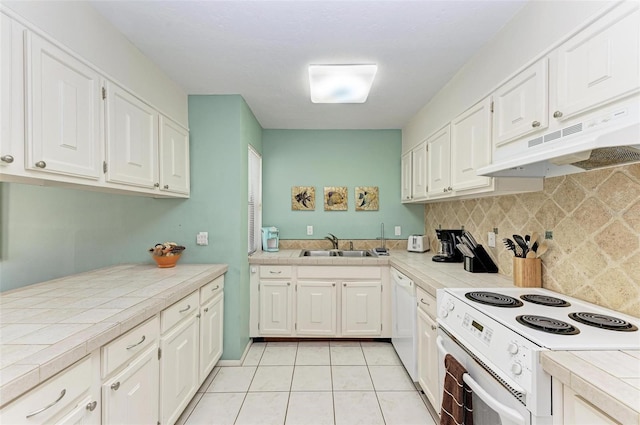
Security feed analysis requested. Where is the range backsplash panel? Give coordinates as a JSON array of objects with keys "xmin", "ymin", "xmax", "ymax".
[{"xmin": 424, "ymin": 164, "xmax": 639, "ymax": 317}]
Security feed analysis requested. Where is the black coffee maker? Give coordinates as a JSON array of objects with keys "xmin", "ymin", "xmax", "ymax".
[{"xmin": 432, "ymin": 229, "xmax": 464, "ymax": 262}]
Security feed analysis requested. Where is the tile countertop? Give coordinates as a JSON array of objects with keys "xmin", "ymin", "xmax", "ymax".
[
  {"xmin": 541, "ymin": 350, "xmax": 640, "ymax": 424},
  {"xmin": 250, "ymin": 249, "xmax": 640, "ymax": 423},
  {"xmin": 0, "ymin": 263, "xmax": 227, "ymax": 408},
  {"xmin": 249, "ymin": 249, "xmax": 514, "ymax": 297}
]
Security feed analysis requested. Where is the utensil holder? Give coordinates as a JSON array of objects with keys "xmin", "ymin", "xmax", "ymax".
[{"xmin": 513, "ymin": 257, "xmax": 542, "ymax": 287}]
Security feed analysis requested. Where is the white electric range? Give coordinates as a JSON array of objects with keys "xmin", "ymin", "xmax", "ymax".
[{"xmin": 436, "ymin": 287, "xmax": 640, "ymax": 425}]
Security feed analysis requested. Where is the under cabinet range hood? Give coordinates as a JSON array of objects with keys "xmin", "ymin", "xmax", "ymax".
[{"xmin": 478, "ymin": 97, "xmax": 640, "ymax": 178}]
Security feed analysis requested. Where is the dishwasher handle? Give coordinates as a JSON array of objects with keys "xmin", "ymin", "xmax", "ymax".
[{"xmin": 436, "ymin": 335, "xmax": 526, "ymax": 425}]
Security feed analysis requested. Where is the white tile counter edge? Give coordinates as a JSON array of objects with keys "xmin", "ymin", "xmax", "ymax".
[{"xmin": 0, "ymin": 263, "xmax": 228, "ymax": 408}]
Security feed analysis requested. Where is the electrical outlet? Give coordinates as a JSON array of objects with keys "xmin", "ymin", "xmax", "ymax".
[
  {"xmin": 394, "ymin": 226, "xmax": 401, "ymax": 236},
  {"xmin": 487, "ymin": 231, "xmax": 496, "ymax": 248},
  {"xmin": 196, "ymin": 232, "xmax": 208, "ymax": 246},
  {"xmin": 307, "ymin": 225, "xmax": 313, "ymax": 236}
]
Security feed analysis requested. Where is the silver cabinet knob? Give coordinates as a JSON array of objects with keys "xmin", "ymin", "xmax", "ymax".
[
  {"xmin": 164, "ymin": 185, "xmax": 169, "ymax": 189},
  {"xmin": 553, "ymin": 111, "xmax": 563, "ymax": 118},
  {"xmin": 35, "ymin": 161, "xmax": 46, "ymax": 168},
  {"xmin": 86, "ymin": 401, "xmax": 98, "ymax": 412},
  {"xmin": 443, "ymin": 188, "xmax": 447, "ymax": 193},
  {"xmin": 204, "ymin": 307, "xmax": 209, "ymax": 313},
  {"xmin": 111, "ymin": 382, "xmax": 120, "ymax": 391},
  {"xmin": 431, "ymin": 325, "xmax": 437, "ymax": 331},
  {"xmin": 532, "ymin": 121, "xmax": 540, "ymax": 127},
  {"xmin": 1, "ymin": 155, "xmax": 14, "ymax": 163},
  {"xmin": 154, "ymin": 182, "xmax": 160, "ymax": 187}
]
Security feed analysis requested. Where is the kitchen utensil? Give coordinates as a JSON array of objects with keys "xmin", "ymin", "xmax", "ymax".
[
  {"xmin": 526, "ymin": 250, "xmax": 537, "ymax": 259},
  {"xmin": 456, "ymin": 243, "xmax": 475, "ymax": 258},
  {"xmin": 502, "ymin": 238, "xmax": 517, "ymax": 255},
  {"xmin": 536, "ymin": 241, "xmax": 549, "ymax": 257},
  {"xmin": 531, "ymin": 232, "xmax": 540, "ymax": 247},
  {"xmin": 531, "ymin": 240, "xmax": 539, "ymax": 253},
  {"xmin": 513, "ymin": 234, "xmax": 529, "ymax": 257},
  {"xmin": 463, "ymin": 231, "xmax": 479, "ymax": 248}
]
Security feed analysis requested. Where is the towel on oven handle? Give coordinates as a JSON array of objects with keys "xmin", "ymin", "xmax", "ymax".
[{"xmin": 440, "ymin": 353, "xmax": 473, "ymax": 425}]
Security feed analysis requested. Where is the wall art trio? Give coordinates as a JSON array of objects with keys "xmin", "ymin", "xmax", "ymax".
[{"xmin": 291, "ymin": 186, "xmax": 379, "ymax": 211}]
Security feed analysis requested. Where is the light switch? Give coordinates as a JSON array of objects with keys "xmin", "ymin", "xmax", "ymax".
[
  {"xmin": 196, "ymin": 232, "xmax": 208, "ymax": 246},
  {"xmin": 307, "ymin": 225, "xmax": 313, "ymax": 236},
  {"xmin": 394, "ymin": 226, "xmax": 401, "ymax": 236}
]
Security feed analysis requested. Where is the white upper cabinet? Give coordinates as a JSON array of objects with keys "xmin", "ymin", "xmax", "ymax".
[
  {"xmin": 411, "ymin": 141, "xmax": 428, "ymax": 200},
  {"xmin": 25, "ymin": 31, "xmax": 102, "ymax": 179},
  {"xmin": 1, "ymin": 13, "xmax": 24, "ymax": 173},
  {"xmin": 427, "ymin": 124, "xmax": 452, "ymax": 198},
  {"xmin": 555, "ymin": 2, "xmax": 640, "ymax": 121},
  {"xmin": 400, "ymin": 151, "xmax": 412, "ymax": 202},
  {"xmin": 493, "ymin": 59, "xmax": 549, "ymax": 147},
  {"xmin": 105, "ymin": 82, "xmax": 158, "ymax": 189},
  {"xmin": 451, "ymin": 97, "xmax": 492, "ymax": 192},
  {"xmin": 159, "ymin": 116, "xmax": 190, "ymax": 195}
]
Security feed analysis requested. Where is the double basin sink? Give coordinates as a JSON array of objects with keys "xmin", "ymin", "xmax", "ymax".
[{"xmin": 300, "ymin": 249, "xmax": 377, "ymax": 257}]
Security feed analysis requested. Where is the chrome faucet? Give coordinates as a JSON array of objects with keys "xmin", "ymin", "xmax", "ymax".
[{"xmin": 325, "ymin": 233, "xmax": 339, "ymax": 250}]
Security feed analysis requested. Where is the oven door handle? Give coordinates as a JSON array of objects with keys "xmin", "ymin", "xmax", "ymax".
[{"xmin": 436, "ymin": 336, "xmax": 527, "ymax": 425}]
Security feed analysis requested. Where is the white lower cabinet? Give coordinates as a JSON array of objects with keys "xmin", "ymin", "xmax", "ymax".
[
  {"xmin": 417, "ymin": 287, "xmax": 439, "ymax": 412},
  {"xmin": 341, "ymin": 281, "xmax": 382, "ymax": 336},
  {"xmin": 259, "ymin": 280, "xmax": 293, "ymax": 335},
  {"xmin": 296, "ymin": 280, "xmax": 337, "ymax": 336},
  {"xmin": 0, "ymin": 354, "xmax": 100, "ymax": 425},
  {"xmin": 102, "ymin": 345, "xmax": 159, "ymax": 425},
  {"xmin": 199, "ymin": 292, "xmax": 224, "ymax": 381},
  {"xmin": 160, "ymin": 293, "xmax": 200, "ymax": 425},
  {"xmin": 553, "ymin": 381, "xmax": 622, "ymax": 425}
]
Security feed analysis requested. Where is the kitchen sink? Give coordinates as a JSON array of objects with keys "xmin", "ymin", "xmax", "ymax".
[{"xmin": 299, "ymin": 249, "xmax": 376, "ymax": 257}]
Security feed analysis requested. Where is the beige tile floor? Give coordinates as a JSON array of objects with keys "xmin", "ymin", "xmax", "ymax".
[{"xmin": 177, "ymin": 341, "xmax": 437, "ymax": 425}]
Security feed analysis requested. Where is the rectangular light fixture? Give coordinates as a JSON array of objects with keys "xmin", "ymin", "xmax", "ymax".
[{"xmin": 309, "ymin": 64, "xmax": 378, "ymax": 103}]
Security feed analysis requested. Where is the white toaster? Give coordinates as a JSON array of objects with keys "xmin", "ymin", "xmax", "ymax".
[{"xmin": 407, "ymin": 235, "xmax": 429, "ymax": 252}]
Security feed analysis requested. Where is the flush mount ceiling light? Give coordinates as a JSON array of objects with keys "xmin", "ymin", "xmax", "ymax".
[{"xmin": 309, "ymin": 64, "xmax": 378, "ymax": 103}]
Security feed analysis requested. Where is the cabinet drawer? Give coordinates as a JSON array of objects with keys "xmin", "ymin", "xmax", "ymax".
[
  {"xmin": 297, "ymin": 266, "xmax": 381, "ymax": 279},
  {"xmin": 416, "ymin": 287, "xmax": 437, "ymax": 319},
  {"xmin": 0, "ymin": 355, "xmax": 93, "ymax": 424},
  {"xmin": 161, "ymin": 290, "xmax": 199, "ymax": 333},
  {"xmin": 260, "ymin": 266, "xmax": 292, "ymax": 279},
  {"xmin": 102, "ymin": 316, "xmax": 159, "ymax": 378},
  {"xmin": 200, "ymin": 275, "xmax": 224, "ymax": 304}
]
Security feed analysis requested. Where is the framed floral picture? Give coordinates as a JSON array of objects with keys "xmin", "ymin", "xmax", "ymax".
[
  {"xmin": 355, "ymin": 186, "xmax": 379, "ymax": 211},
  {"xmin": 324, "ymin": 186, "xmax": 347, "ymax": 211},
  {"xmin": 292, "ymin": 186, "xmax": 315, "ymax": 210}
]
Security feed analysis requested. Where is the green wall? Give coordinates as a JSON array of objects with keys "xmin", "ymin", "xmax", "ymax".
[
  {"xmin": 262, "ymin": 130, "xmax": 424, "ymax": 240},
  {"xmin": 0, "ymin": 95, "xmax": 261, "ymax": 361}
]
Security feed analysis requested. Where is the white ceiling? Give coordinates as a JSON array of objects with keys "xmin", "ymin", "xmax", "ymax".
[{"xmin": 90, "ymin": 0, "xmax": 527, "ymax": 130}]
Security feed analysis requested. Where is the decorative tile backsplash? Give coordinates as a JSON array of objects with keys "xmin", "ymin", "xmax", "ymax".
[
  {"xmin": 279, "ymin": 239, "xmax": 406, "ymax": 251},
  {"xmin": 424, "ymin": 164, "xmax": 640, "ymax": 317}
]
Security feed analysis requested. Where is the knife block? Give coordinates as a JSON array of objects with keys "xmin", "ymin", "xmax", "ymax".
[{"xmin": 513, "ymin": 257, "xmax": 542, "ymax": 287}]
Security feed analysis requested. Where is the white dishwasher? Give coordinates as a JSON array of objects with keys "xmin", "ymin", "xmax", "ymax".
[{"xmin": 390, "ymin": 267, "xmax": 417, "ymax": 381}]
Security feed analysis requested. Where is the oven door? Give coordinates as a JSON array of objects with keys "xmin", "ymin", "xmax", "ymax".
[{"xmin": 437, "ymin": 328, "xmax": 533, "ymax": 425}]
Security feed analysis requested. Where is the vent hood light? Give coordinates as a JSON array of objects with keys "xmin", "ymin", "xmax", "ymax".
[{"xmin": 309, "ymin": 64, "xmax": 377, "ymax": 103}]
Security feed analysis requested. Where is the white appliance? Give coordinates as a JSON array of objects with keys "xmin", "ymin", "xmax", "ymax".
[
  {"xmin": 478, "ymin": 96, "xmax": 640, "ymax": 178},
  {"xmin": 437, "ymin": 287, "xmax": 640, "ymax": 425},
  {"xmin": 407, "ymin": 235, "xmax": 429, "ymax": 253},
  {"xmin": 391, "ymin": 268, "xmax": 417, "ymax": 381}
]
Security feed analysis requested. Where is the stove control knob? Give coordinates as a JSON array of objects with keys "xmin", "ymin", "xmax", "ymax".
[
  {"xmin": 447, "ymin": 301, "xmax": 455, "ymax": 311},
  {"xmin": 507, "ymin": 342, "xmax": 519, "ymax": 355},
  {"xmin": 440, "ymin": 309, "xmax": 449, "ymax": 318},
  {"xmin": 511, "ymin": 362, "xmax": 523, "ymax": 375}
]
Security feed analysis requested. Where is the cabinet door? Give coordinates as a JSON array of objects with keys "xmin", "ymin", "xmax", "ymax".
[
  {"xmin": 159, "ymin": 115, "xmax": 190, "ymax": 195},
  {"xmin": 401, "ymin": 152, "xmax": 412, "ymax": 201},
  {"xmin": 105, "ymin": 82, "xmax": 158, "ymax": 189},
  {"xmin": 493, "ymin": 59, "xmax": 549, "ymax": 146},
  {"xmin": 160, "ymin": 314, "xmax": 199, "ymax": 425},
  {"xmin": 296, "ymin": 281, "xmax": 336, "ymax": 336},
  {"xmin": 1, "ymin": 13, "xmax": 24, "ymax": 173},
  {"xmin": 562, "ymin": 385, "xmax": 621, "ymax": 425},
  {"xmin": 411, "ymin": 142, "xmax": 428, "ymax": 200},
  {"xmin": 25, "ymin": 32, "xmax": 101, "ymax": 179},
  {"xmin": 341, "ymin": 281, "xmax": 381, "ymax": 336},
  {"xmin": 102, "ymin": 345, "xmax": 159, "ymax": 425},
  {"xmin": 427, "ymin": 125, "xmax": 452, "ymax": 197},
  {"xmin": 54, "ymin": 395, "xmax": 98, "ymax": 425},
  {"xmin": 259, "ymin": 280, "xmax": 293, "ymax": 335},
  {"xmin": 556, "ymin": 2, "xmax": 640, "ymax": 121},
  {"xmin": 451, "ymin": 97, "xmax": 492, "ymax": 192},
  {"xmin": 200, "ymin": 292, "xmax": 224, "ymax": 382},
  {"xmin": 417, "ymin": 308, "xmax": 439, "ymax": 411}
]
